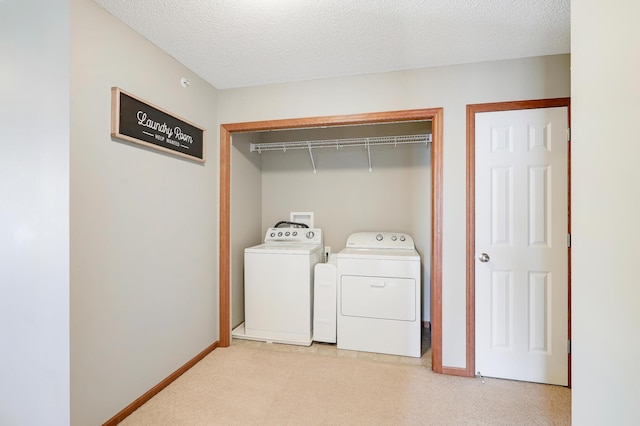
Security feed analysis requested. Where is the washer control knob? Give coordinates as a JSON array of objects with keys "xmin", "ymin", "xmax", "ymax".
[
  {"xmin": 376, "ymin": 234, "xmax": 383, "ymax": 241},
  {"xmin": 306, "ymin": 231, "xmax": 315, "ymax": 239},
  {"xmin": 400, "ymin": 235, "xmax": 406, "ymax": 242},
  {"xmin": 285, "ymin": 231, "xmax": 290, "ymax": 236},
  {"xmin": 391, "ymin": 235, "xmax": 397, "ymax": 241},
  {"xmin": 292, "ymin": 231, "xmax": 298, "ymax": 237},
  {"xmin": 270, "ymin": 232, "xmax": 275, "ymax": 237},
  {"xmin": 277, "ymin": 232, "xmax": 283, "ymax": 237}
]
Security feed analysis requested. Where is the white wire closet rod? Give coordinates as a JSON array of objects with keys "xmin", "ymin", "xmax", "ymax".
[{"xmin": 249, "ymin": 133, "xmax": 432, "ymax": 153}]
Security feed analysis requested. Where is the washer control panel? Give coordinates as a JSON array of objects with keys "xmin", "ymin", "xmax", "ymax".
[
  {"xmin": 345, "ymin": 232, "xmax": 414, "ymax": 250},
  {"xmin": 264, "ymin": 227, "xmax": 323, "ymax": 245}
]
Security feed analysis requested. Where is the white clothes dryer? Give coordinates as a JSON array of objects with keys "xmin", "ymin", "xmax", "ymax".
[
  {"xmin": 237, "ymin": 227, "xmax": 323, "ymax": 346},
  {"xmin": 337, "ymin": 232, "xmax": 421, "ymax": 357}
]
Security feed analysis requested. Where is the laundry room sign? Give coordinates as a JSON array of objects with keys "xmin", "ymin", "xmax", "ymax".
[{"xmin": 111, "ymin": 87, "xmax": 205, "ymax": 162}]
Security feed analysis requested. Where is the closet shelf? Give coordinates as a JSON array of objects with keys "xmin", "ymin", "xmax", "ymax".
[
  {"xmin": 249, "ymin": 133, "xmax": 432, "ymax": 153},
  {"xmin": 250, "ymin": 133, "xmax": 432, "ymax": 174}
]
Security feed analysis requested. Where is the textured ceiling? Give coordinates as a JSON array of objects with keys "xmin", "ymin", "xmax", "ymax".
[{"xmin": 93, "ymin": 0, "xmax": 570, "ymax": 90}]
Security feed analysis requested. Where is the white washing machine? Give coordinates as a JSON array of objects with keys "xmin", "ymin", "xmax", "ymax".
[
  {"xmin": 337, "ymin": 232, "xmax": 421, "ymax": 357},
  {"xmin": 235, "ymin": 227, "xmax": 323, "ymax": 346}
]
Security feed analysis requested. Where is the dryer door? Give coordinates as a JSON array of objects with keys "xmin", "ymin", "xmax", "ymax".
[{"xmin": 340, "ymin": 275, "xmax": 416, "ymax": 321}]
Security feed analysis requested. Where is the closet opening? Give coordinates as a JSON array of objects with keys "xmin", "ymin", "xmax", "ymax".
[{"xmin": 219, "ymin": 108, "xmax": 444, "ymax": 371}]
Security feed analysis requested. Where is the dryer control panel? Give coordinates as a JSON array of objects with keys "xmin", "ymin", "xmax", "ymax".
[
  {"xmin": 345, "ymin": 232, "xmax": 415, "ymax": 250},
  {"xmin": 264, "ymin": 227, "xmax": 323, "ymax": 245}
]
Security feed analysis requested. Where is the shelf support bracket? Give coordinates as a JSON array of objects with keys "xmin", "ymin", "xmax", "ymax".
[
  {"xmin": 307, "ymin": 142, "xmax": 317, "ymax": 174},
  {"xmin": 366, "ymin": 139, "xmax": 372, "ymax": 172}
]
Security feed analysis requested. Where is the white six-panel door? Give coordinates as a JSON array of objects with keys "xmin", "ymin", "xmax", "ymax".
[{"xmin": 475, "ymin": 107, "xmax": 568, "ymax": 385}]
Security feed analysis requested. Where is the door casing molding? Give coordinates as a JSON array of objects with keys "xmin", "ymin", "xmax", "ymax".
[
  {"xmin": 219, "ymin": 108, "xmax": 445, "ymax": 371},
  {"xmin": 465, "ymin": 98, "xmax": 571, "ymax": 380}
]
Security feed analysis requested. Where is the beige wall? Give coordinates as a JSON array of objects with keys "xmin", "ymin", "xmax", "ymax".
[
  {"xmin": 1, "ymin": 0, "xmax": 70, "ymax": 424},
  {"xmin": 230, "ymin": 133, "xmax": 263, "ymax": 328},
  {"xmin": 260, "ymin": 144, "xmax": 430, "ymax": 248},
  {"xmin": 571, "ymin": 1, "xmax": 640, "ymax": 423},
  {"xmin": 219, "ymin": 54, "xmax": 571, "ymax": 369},
  {"xmin": 70, "ymin": 0, "xmax": 219, "ymax": 424}
]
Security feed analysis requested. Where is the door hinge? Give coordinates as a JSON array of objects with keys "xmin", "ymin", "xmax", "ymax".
[
  {"xmin": 567, "ymin": 340, "xmax": 571, "ymax": 354},
  {"xmin": 567, "ymin": 128, "xmax": 571, "ymax": 142},
  {"xmin": 567, "ymin": 233, "xmax": 571, "ymax": 248}
]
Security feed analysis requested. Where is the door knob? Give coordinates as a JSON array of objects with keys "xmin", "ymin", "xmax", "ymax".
[{"xmin": 479, "ymin": 253, "xmax": 490, "ymax": 263}]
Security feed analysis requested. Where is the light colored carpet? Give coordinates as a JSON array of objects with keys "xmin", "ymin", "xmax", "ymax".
[{"xmin": 120, "ymin": 344, "xmax": 571, "ymax": 425}]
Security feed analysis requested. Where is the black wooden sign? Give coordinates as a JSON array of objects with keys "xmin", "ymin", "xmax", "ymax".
[{"xmin": 111, "ymin": 87, "xmax": 205, "ymax": 162}]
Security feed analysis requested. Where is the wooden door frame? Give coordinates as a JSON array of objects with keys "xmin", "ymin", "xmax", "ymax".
[
  {"xmin": 466, "ymin": 98, "xmax": 571, "ymax": 381},
  {"xmin": 219, "ymin": 108, "xmax": 445, "ymax": 372}
]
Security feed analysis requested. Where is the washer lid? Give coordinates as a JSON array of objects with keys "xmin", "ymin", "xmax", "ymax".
[{"xmin": 245, "ymin": 243, "xmax": 322, "ymax": 255}]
